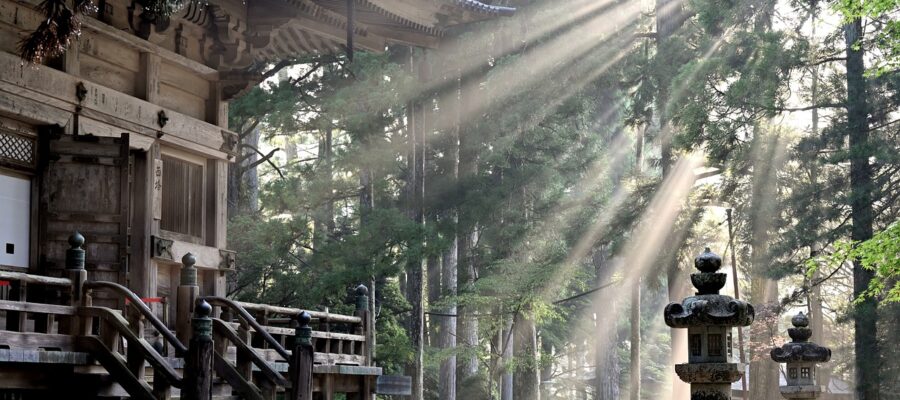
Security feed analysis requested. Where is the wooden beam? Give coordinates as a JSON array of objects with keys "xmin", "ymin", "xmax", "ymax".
[
  {"xmin": 0, "ymin": 271, "xmax": 72, "ymax": 287},
  {"xmin": 0, "ymin": 50, "xmax": 234, "ymax": 160},
  {"xmin": 0, "ymin": 332, "xmax": 80, "ymax": 353},
  {"xmin": 63, "ymin": 40, "xmax": 80, "ymax": 76},
  {"xmin": 138, "ymin": 52, "xmax": 161, "ymax": 104},
  {"xmin": 81, "ymin": 18, "xmax": 218, "ymax": 80},
  {"xmin": 152, "ymin": 233, "xmax": 227, "ymax": 270},
  {"xmin": 362, "ymin": 0, "xmax": 440, "ymax": 27},
  {"xmin": 251, "ymin": 1, "xmax": 387, "ymax": 53},
  {"xmin": 0, "ymin": 82, "xmax": 73, "ymax": 127},
  {"xmin": 234, "ymin": 301, "xmax": 362, "ymax": 324},
  {"xmin": 365, "ymin": 25, "xmax": 439, "ymax": 48}
]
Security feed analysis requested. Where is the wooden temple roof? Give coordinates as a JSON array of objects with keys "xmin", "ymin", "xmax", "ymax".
[{"xmin": 196, "ymin": 0, "xmax": 515, "ymax": 68}]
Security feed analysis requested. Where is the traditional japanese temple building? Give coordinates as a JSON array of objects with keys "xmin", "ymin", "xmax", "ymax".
[{"xmin": 0, "ymin": 0, "xmax": 511, "ymax": 397}]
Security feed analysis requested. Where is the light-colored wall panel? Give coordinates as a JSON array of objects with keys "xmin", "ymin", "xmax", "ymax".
[{"xmin": 159, "ymin": 83, "xmax": 206, "ymax": 121}]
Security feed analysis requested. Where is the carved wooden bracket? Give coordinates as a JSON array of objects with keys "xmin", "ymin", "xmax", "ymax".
[
  {"xmin": 205, "ymin": 5, "xmax": 253, "ymax": 70},
  {"xmin": 218, "ymin": 249, "xmax": 236, "ymax": 271},
  {"xmin": 151, "ymin": 235, "xmax": 175, "ymax": 260},
  {"xmin": 220, "ymin": 130, "xmax": 238, "ymax": 156}
]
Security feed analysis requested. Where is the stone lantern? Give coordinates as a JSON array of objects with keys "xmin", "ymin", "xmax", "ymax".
[
  {"xmin": 664, "ymin": 248, "xmax": 755, "ymax": 400},
  {"xmin": 770, "ymin": 312, "xmax": 831, "ymax": 399}
]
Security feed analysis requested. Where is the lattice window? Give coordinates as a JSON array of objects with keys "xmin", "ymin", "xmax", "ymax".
[
  {"xmin": 690, "ymin": 334, "xmax": 702, "ymax": 357},
  {"xmin": 160, "ymin": 155, "xmax": 204, "ymax": 238},
  {"xmin": 708, "ymin": 334, "xmax": 723, "ymax": 356},
  {"xmin": 0, "ymin": 131, "xmax": 35, "ymax": 169}
]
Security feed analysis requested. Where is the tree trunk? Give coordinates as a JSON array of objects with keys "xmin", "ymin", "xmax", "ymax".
[
  {"xmin": 748, "ymin": 132, "xmax": 785, "ymax": 400},
  {"xmin": 540, "ymin": 338, "xmax": 552, "ymax": 399},
  {"xmin": 513, "ymin": 310, "xmax": 539, "ymax": 400},
  {"xmin": 438, "ymin": 57, "xmax": 461, "ymax": 400},
  {"xmin": 593, "ymin": 248, "xmax": 621, "ymax": 400},
  {"xmin": 629, "ymin": 125, "xmax": 645, "ymax": 400},
  {"xmin": 748, "ymin": 278, "xmax": 781, "ymax": 400},
  {"xmin": 313, "ymin": 126, "xmax": 334, "ymax": 249},
  {"xmin": 227, "ymin": 127, "xmax": 260, "ymax": 218},
  {"xmin": 630, "ymin": 282, "xmax": 641, "ymax": 400},
  {"xmin": 654, "ymin": 2, "xmax": 690, "ymax": 398},
  {"xmin": 439, "ymin": 240, "xmax": 458, "ymax": 400},
  {"xmin": 844, "ymin": 15, "xmax": 879, "ymax": 400},
  {"xmin": 323, "ymin": 127, "xmax": 334, "ymax": 234},
  {"xmin": 457, "ymin": 66, "xmax": 481, "ymax": 385},
  {"xmin": 404, "ymin": 48, "xmax": 427, "ymax": 400},
  {"xmin": 427, "ymin": 253, "xmax": 441, "ymax": 347},
  {"xmin": 501, "ymin": 316, "xmax": 513, "ymax": 400}
]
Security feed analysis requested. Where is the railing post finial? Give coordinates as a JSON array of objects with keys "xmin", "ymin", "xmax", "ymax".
[
  {"xmin": 66, "ymin": 231, "xmax": 85, "ymax": 270},
  {"xmin": 192, "ymin": 299, "xmax": 212, "ymax": 341},
  {"xmin": 355, "ymin": 284, "xmax": 369, "ymax": 311},
  {"xmin": 181, "ymin": 253, "xmax": 198, "ymax": 286},
  {"xmin": 295, "ymin": 311, "xmax": 313, "ymax": 347}
]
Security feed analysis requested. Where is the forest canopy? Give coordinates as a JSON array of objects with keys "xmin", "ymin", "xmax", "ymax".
[{"xmin": 219, "ymin": 0, "xmax": 900, "ymax": 398}]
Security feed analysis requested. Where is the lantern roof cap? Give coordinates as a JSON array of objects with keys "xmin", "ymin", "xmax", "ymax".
[
  {"xmin": 664, "ymin": 248, "xmax": 755, "ymax": 329},
  {"xmin": 771, "ymin": 312, "xmax": 831, "ymax": 363}
]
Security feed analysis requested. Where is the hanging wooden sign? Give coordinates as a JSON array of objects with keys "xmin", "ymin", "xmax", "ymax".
[{"xmin": 153, "ymin": 157, "xmax": 163, "ymax": 220}]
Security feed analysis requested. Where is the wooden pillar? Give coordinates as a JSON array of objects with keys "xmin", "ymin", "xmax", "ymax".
[
  {"xmin": 355, "ymin": 285, "xmax": 373, "ymax": 400},
  {"xmin": 177, "ymin": 253, "xmax": 200, "ymax": 347},
  {"xmin": 206, "ymin": 159, "xmax": 229, "ymax": 301},
  {"xmin": 138, "ymin": 52, "xmax": 161, "ymax": 104},
  {"xmin": 236, "ymin": 321, "xmax": 253, "ymax": 380},
  {"xmin": 131, "ymin": 144, "xmax": 157, "ymax": 303},
  {"xmin": 63, "ymin": 41, "xmax": 80, "ymax": 76},
  {"xmin": 127, "ymin": 309, "xmax": 147, "ymax": 381},
  {"xmin": 355, "ymin": 285, "xmax": 372, "ymax": 365},
  {"xmin": 289, "ymin": 311, "xmax": 314, "ymax": 400},
  {"xmin": 5, "ymin": 281, "xmax": 26, "ymax": 331},
  {"xmin": 183, "ymin": 299, "xmax": 214, "ymax": 400}
]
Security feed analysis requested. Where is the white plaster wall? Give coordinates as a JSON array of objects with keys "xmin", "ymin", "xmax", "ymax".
[{"xmin": 0, "ymin": 173, "xmax": 30, "ymax": 268}]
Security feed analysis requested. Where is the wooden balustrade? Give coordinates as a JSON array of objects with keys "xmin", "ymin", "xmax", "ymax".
[
  {"xmin": 0, "ymin": 232, "xmax": 374, "ymax": 400},
  {"xmin": 82, "ymin": 280, "xmax": 187, "ymax": 355}
]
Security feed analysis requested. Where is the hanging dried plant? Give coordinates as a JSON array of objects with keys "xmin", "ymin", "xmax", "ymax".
[
  {"xmin": 19, "ymin": 0, "xmax": 194, "ymax": 64},
  {"xmin": 19, "ymin": 0, "xmax": 96, "ymax": 64},
  {"xmin": 139, "ymin": 0, "xmax": 189, "ymax": 21}
]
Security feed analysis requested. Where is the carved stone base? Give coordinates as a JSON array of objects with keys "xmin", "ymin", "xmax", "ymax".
[
  {"xmin": 690, "ymin": 384, "xmax": 732, "ymax": 400},
  {"xmin": 675, "ymin": 363, "xmax": 744, "ymax": 384},
  {"xmin": 780, "ymin": 385, "xmax": 823, "ymax": 399}
]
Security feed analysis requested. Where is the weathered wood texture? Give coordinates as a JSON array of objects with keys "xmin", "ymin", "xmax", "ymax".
[
  {"xmin": 289, "ymin": 337, "xmax": 314, "ymax": 399},
  {"xmin": 0, "ymin": 51, "xmax": 235, "ymax": 159},
  {"xmin": 38, "ymin": 134, "xmax": 130, "ymax": 311},
  {"xmin": 183, "ymin": 309, "xmax": 214, "ymax": 400}
]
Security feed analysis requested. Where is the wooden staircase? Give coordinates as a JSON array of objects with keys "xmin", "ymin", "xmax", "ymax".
[{"xmin": 0, "ymin": 255, "xmax": 380, "ymax": 399}]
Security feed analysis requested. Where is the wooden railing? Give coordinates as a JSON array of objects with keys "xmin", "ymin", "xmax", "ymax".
[
  {"xmin": 0, "ymin": 270, "xmax": 72, "ymax": 335},
  {"xmin": 83, "ymin": 280, "xmax": 188, "ymax": 355},
  {"xmin": 0, "ymin": 232, "xmax": 364, "ymax": 400},
  {"xmin": 223, "ymin": 290, "xmax": 373, "ymax": 368},
  {"xmin": 204, "ymin": 296, "xmax": 291, "ymax": 360},
  {"xmin": 212, "ymin": 317, "xmax": 287, "ymax": 399},
  {"xmin": 77, "ymin": 306, "xmax": 183, "ymax": 399}
]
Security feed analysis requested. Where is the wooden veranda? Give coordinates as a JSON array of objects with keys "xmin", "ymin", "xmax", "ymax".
[{"xmin": 0, "ymin": 233, "xmax": 378, "ymax": 399}]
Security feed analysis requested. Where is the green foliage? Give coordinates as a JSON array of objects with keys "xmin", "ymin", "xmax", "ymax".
[
  {"xmin": 808, "ymin": 221, "xmax": 900, "ymax": 303},
  {"xmin": 836, "ymin": 0, "xmax": 900, "ymax": 73}
]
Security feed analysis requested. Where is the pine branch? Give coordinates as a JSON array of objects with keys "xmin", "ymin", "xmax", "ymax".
[
  {"xmin": 239, "ymin": 144, "xmax": 285, "ymax": 179},
  {"xmin": 19, "ymin": 0, "xmax": 96, "ymax": 63}
]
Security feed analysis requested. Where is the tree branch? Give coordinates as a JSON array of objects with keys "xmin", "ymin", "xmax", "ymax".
[
  {"xmin": 806, "ymin": 56, "xmax": 847, "ymax": 66},
  {"xmin": 240, "ymin": 144, "xmax": 285, "ymax": 179}
]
